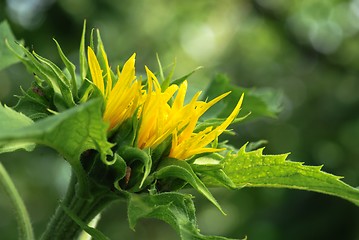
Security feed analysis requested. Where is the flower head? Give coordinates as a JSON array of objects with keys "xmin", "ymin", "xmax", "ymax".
[
  {"xmin": 87, "ymin": 46, "xmax": 142, "ymax": 130},
  {"xmin": 136, "ymin": 66, "xmax": 244, "ymax": 160},
  {"xmin": 88, "ymin": 45, "xmax": 243, "ymax": 160}
]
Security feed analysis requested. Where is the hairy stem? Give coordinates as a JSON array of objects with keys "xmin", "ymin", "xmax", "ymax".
[
  {"xmin": 0, "ymin": 163, "xmax": 34, "ymax": 240},
  {"xmin": 40, "ymin": 170, "xmax": 119, "ymax": 240}
]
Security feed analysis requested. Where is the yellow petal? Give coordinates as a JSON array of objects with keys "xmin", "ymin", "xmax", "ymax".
[
  {"xmin": 88, "ymin": 47, "xmax": 105, "ymax": 94},
  {"xmin": 169, "ymin": 93, "xmax": 244, "ymax": 160}
]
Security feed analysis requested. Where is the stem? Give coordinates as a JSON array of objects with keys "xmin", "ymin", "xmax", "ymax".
[
  {"xmin": 40, "ymin": 171, "xmax": 117, "ymax": 240},
  {"xmin": 40, "ymin": 171, "xmax": 79, "ymax": 239},
  {"xmin": 0, "ymin": 163, "xmax": 35, "ymax": 240}
]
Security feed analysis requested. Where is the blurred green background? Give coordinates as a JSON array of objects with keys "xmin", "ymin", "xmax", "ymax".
[{"xmin": 1, "ymin": 0, "xmax": 359, "ymax": 239}]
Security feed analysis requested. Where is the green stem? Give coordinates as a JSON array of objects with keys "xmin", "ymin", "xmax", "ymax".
[
  {"xmin": 0, "ymin": 162, "xmax": 34, "ymax": 240},
  {"xmin": 40, "ymin": 171, "xmax": 78, "ymax": 239},
  {"xmin": 40, "ymin": 171, "xmax": 117, "ymax": 240}
]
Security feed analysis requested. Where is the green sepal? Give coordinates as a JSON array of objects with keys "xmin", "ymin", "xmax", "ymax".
[
  {"xmin": 117, "ymin": 146, "xmax": 152, "ymax": 190},
  {"xmin": 6, "ymin": 42, "xmax": 75, "ymax": 111},
  {"xmin": 77, "ymin": 78, "xmax": 93, "ymax": 103},
  {"xmin": 244, "ymin": 140, "xmax": 268, "ymax": 151},
  {"xmin": 155, "ymin": 158, "xmax": 225, "ymax": 214},
  {"xmin": 171, "ymin": 66, "xmax": 203, "ymax": 86},
  {"xmin": 53, "ymin": 39, "xmax": 78, "ymax": 97},
  {"xmin": 150, "ymin": 135, "xmax": 172, "ymax": 169},
  {"xmin": 93, "ymin": 29, "xmax": 108, "ymax": 71},
  {"xmin": 110, "ymin": 155, "xmax": 128, "ymax": 189},
  {"xmin": 111, "ymin": 112, "xmax": 139, "ymax": 150},
  {"xmin": 128, "ymin": 192, "xmax": 238, "ymax": 240},
  {"xmin": 89, "ymin": 28, "xmax": 95, "ymax": 54},
  {"xmin": 79, "ymin": 20, "xmax": 88, "ymax": 81},
  {"xmin": 194, "ymin": 115, "xmax": 248, "ymax": 134},
  {"xmin": 89, "ymin": 28, "xmax": 119, "ymax": 87},
  {"xmin": 31, "ymin": 51, "xmax": 75, "ymax": 109},
  {"xmin": 156, "ymin": 54, "xmax": 176, "ymax": 91},
  {"xmin": 82, "ymin": 151, "xmax": 127, "ymax": 193}
]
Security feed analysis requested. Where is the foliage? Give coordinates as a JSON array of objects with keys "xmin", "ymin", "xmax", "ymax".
[{"xmin": 0, "ymin": 21, "xmax": 23, "ymax": 71}]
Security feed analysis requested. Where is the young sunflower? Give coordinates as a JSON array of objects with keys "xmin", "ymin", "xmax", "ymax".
[
  {"xmin": 136, "ymin": 66, "xmax": 244, "ymax": 160},
  {"xmin": 88, "ymin": 46, "xmax": 243, "ymax": 160}
]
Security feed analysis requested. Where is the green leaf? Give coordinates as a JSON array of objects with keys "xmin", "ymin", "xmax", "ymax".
[
  {"xmin": 0, "ymin": 100, "xmax": 113, "ymax": 196},
  {"xmin": 0, "ymin": 21, "xmax": 23, "ymax": 71},
  {"xmin": 0, "ymin": 103, "xmax": 34, "ymax": 153},
  {"xmin": 211, "ymin": 144, "xmax": 359, "ymax": 206},
  {"xmin": 0, "ymin": 99, "xmax": 111, "ymax": 161},
  {"xmin": 155, "ymin": 158, "xmax": 225, "ymax": 214},
  {"xmin": 204, "ymin": 74, "xmax": 282, "ymax": 121},
  {"xmin": 128, "ymin": 192, "xmax": 237, "ymax": 240},
  {"xmin": 0, "ymin": 163, "xmax": 34, "ymax": 240}
]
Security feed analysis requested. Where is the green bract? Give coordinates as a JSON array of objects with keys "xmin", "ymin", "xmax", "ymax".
[{"xmin": 0, "ymin": 20, "xmax": 358, "ymax": 240}]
